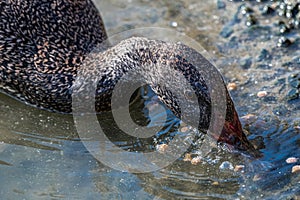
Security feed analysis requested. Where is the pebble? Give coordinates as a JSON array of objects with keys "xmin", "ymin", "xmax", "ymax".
[
  {"xmin": 217, "ymin": 0, "xmax": 226, "ymax": 9},
  {"xmin": 279, "ymin": 22, "xmax": 290, "ymax": 34},
  {"xmin": 239, "ymin": 57, "xmax": 252, "ymax": 69},
  {"xmin": 257, "ymin": 91, "xmax": 268, "ymax": 98},
  {"xmin": 234, "ymin": 165, "xmax": 245, "ymax": 172},
  {"xmin": 183, "ymin": 153, "xmax": 192, "ymax": 162},
  {"xmin": 292, "ymin": 165, "xmax": 300, "ymax": 173},
  {"xmin": 289, "ymin": 18, "xmax": 300, "ymax": 29},
  {"xmin": 219, "ymin": 161, "xmax": 234, "ymax": 170},
  {"xmin": 286, "ymin": 157, "xmax": 298, "ymax": 164},
  {"xmin": 212, "ymin": 181, "xmax": 219, "ymax": 185},
  {"xmin": 229, "ymin": 0, "xmax": 300, "ymax": 46},
  {"xmin": 273, "ymin": 105, "xmax": 289, "ymax": 116},
  {"xmin": 277, "ymin": 36, "xmax": 292, "ymax": 47},
  {"xmin": 289, "ymin": 79, "xmax": 300, "ymax": 88},
  {"xmin": 180, "ymin": 126, "xmax": 189, "ymax": 133},
  {"xmin": 170, "ymin": 21, "xmax": 178, "ymax": 27},
  {"xmin": 156, "ymin": 144, "xmax": 168, "ymax": 153},
  {"xmin": 241, "ymin": 5, "xmax": 254, "ymax": 15},
  {"xmin": 191, "ymin": 156, "xmax": 201, "ymax": 165},
  {"xmin": 241, "ymin": 114, "xmax": 257, "ymax": 124},
  {"xmin": 220, "ymin": 25, "xmax": 234, "ymax": 38},
  {"xmin": 227, "ymin": 82, "xmax": 237, "ymax": 91},
  {"xmin": 253, "ymin": 174, "xmax": 262, "ymax": 181},
  {"xmin": 287, "ymin": 88, "xmax": 299, "ymax": 100},
  {"xmin": 246, "ymin": 14, "xmax": 257, "ymax": 26},
  {"xmin": 262, "ymin": 5, "xmax": 275, "ymax": 15},
  {"xmin": 256, "ymin": 49, "xmax": 272, "ymax": 62}
]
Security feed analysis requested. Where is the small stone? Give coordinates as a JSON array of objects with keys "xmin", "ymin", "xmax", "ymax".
[
  {"xmin": 262, "ymin": 5, "xmax": 275, "ymax": 15},
  {"xmin": 241, "ymin": 114, "xmax": 257, "ymax": 124},
  {"xmin": 180, "ymin": 126, "xmax": 189, "ymax": 133},
  {"xmin": 278, "ymin": 9, "xmax": 286, "ymax": 17},
  {"xmin": 257, "ymin": 91, "xmax": 268, "ymax": 98},
  {"xmin": 287, "ymin": 88, "xmax": 299, "ymax": 100},
  {"xmin": 220, "ymin": 26, "xmax": 233, "ymax": 38},
  {"xmin": 241, "ymin": 5, "xmax": 254, "ymax": 15},
  {"xmin": 256, "ymin": 64, "xmax": 272, "ymax": 69},
  {"xmin": 227, "ymin": 82, "xmax": 237, "ymax": 91},
  {"xmin": 234, "ymin": 165, "xmax": 245, "ymax": 172},
  {"xmin": 286, "ymin": 157, "xmax": 298, "ymax": 164},
  {"xmin": 170, "ymin": 21, "xmax": 178, "ymax": 27},
  {"xmin": 219, "ymin": 161, "xmax": 234, "ymax": 170},
  {"xmin": 191, "ymin": 157, "xmax": 201, "ymax": 165},
  {"xmin": 183, "ymin": 153, "xmax": 192, "ymax": 162},
  {"xmin": 292, "ymin": 165, "xmax": 300, "ymax": 173},
  {"xmin": 217, "ymin": 0, "xmax": 226, "ymax": 9},
  {"xmin": 256, "ymin": 49, "xmax": 272, "ymax": 62},
  {"xmin": 245, "ymin": 14, "xmax": 257, "ymax": 27},
  {"xmin": 289, "ymin": 18, "xmax": 300, "ymax": 29},
  {"xmin": 212, "ymin": 181, "xmax": 219, "ymax": 185},
  {"xmin": 286, "ymin": 11, "xmax": 293, "ymax": 19},
  {"xmin": 279, "ymin": 23, "xmax": 290, "ymax": 34},
  {"xmin": 253, "ymin": 174, "xmax": 262, "ymax": 181},
  {"xmin": 290, "ymin": 79, "xmax": 300, "ymax": 88},
  {"xmin": 273, "ymin": 105, "xmax": 288, "ymax": 116},
  {"xmin": 239, "ymin": 57, "xmax": 252, "ymax": 69},
  {"xmin": 277, "ymin": 36, "xmax": 292, "ymax": 48},
  {"xmin": 156, "ymin": 144, "xmax": 168, "ymax": 153}
]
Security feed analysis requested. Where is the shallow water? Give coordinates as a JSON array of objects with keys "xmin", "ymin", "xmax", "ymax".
[{"xmin": 0, "ymin": 0, "xmax": 300, "ymax": 199}]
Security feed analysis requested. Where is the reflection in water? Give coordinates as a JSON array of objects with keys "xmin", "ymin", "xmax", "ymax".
[{"xmin": 2, "ymin": 85, "xmax": 298, "ymax": 200}]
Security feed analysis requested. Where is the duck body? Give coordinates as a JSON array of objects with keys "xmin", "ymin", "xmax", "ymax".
[
  {"xmin": 0, "ymin": 0, "xmax": 258, "ymax": 156},
  {"xmin": 0, "ymin": 0, "xmax": 106, "ymax": 112}
]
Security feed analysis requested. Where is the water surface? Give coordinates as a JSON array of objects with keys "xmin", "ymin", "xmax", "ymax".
[{"xmin": 0, "ymin": 0, "xmax": 299, "ymax": 199}]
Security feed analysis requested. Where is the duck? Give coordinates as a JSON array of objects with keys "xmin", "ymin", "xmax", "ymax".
[{"xmin": 0, "ymin": 0, "xmax": 259, "ymax": 156}]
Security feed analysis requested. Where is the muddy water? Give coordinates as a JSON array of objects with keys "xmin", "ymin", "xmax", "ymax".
[{"xmin": 0, "ymin": 0, "xmax": 299, "ymax": 199}]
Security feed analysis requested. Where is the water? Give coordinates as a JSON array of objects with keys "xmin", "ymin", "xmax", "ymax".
[{"xmin": 0, "ymin": 0, "xmax": 300, "ymax": 199}]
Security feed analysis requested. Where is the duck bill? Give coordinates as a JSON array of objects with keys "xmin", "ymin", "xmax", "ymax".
[{"xmin": 217, "ymin": 110, "xmax": 261, "ymax": 157}]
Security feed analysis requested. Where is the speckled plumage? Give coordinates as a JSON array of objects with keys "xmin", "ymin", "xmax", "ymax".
[
  {"xmin": 0, "ymin": 0, "xmax": 258, "ymax": 154},
  {"xmin": 0, "ymin": 0, "xmax": 106, "ymax": 112}
]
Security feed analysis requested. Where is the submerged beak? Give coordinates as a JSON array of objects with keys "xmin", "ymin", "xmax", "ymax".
[{"xmin": 217, "ymin": 110, "xmax": 262, "ymax": 157}]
